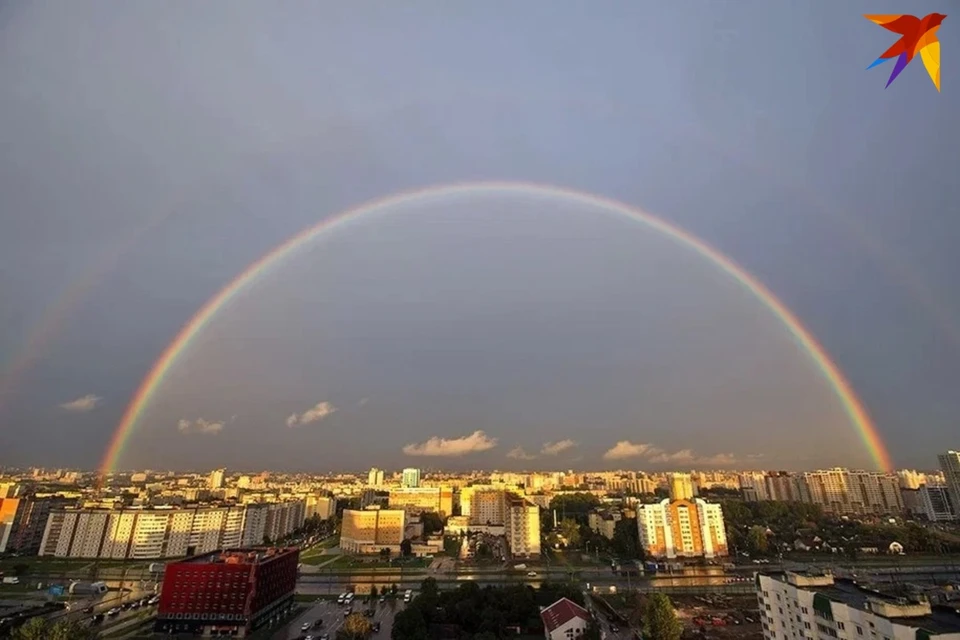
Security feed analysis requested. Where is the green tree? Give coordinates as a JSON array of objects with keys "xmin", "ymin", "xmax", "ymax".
[
  {"xmin": 400, "ymin": 538, "xmax": 413, "ymax": 557},
  {"xmin": 390, "ymin": 583, "xmax": 399, "ymax": 596},
  {"xmin": 392, "ymin": 606, "xmax": 428, "ymax": 640},
  {"xmin": 559, "ymin": 519, "xmax": 582, "ymax": 547},
  {"xmin": 748, "ymin": 526, "xmax": 769, "ymax": 555},
  {"xmin": 583, "ymin": 621, "xmax": 602, "ymax": 640},
  {"xmin": 50, "ymin": 620, "xmax": 97, "ymax": 640},
  {"xmin": 642, "ymin": 593, "xmax": 682, "ymax": 640},
  {"xmin": 612, "ymin": 518, "xmax": 641, "ymax": 559},
  {"xmin": 339, "ymin": 612, "xmax": 373, "ymax": 639},
  {"xmin": 370, "ymin": 585, "xmax": 379, "ymax": 598},
  {"xmin": 549, "ymin": 494, "xmax": 601, "ymax": 523},
  {"xmin": 11, "ymin": 618, "xmax": 48, "ymax": 640},
  {"xmin": 421, "ymin": 512, "xmax": 445, "ymax": 536}
]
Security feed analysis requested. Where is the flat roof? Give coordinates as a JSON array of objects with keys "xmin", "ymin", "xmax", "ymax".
[{"xmin": 175, "ymin": 547, "xmax": 298, "ymax": 566}]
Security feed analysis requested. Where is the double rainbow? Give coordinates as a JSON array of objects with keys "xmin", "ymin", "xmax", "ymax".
[{"xmin": 99, "ymin": 181, "xmax": 893, "ymax": 474}]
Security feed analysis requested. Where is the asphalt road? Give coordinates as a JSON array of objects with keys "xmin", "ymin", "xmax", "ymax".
[{"xmin": 276, "ymin": 597, "xmax": 405, "ymax": 640}]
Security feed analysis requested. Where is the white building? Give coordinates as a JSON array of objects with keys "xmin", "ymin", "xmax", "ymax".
[
  {"xmin": 636, "ymin": 498, "xmax": 727, "ymax": 559},
  {"xmin": 918, "ymin": 484, "xmax": 955, "ymax": 522},
  {"xmin": 757, "ymin": 572, "xmax": 960, "ymax": 640},
  {"xmin": 505, "ymin": 494, "xmax": 540, "ymax": 558},
  {"xmin": 540, "ymin": 597, "xmax": 591, "ymax": 640},
  {"xmin": 402, "ymin": 468, "xmax": 421, "ymax": 489},
  {"xmin": 208, "ymin": 468, "xmax": 225, "ymax": 490},
  {"xmin": 938, "ymin": 451, "xmax": 960, "ymax": 517},
  {"xmin": 367, "ymin": 468, "xmax": 385, "ymax": 488}
]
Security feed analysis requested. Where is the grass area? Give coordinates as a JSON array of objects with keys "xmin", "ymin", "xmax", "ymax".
[
  {"xmin": 326, "ymin": 555, "xmax": 432, "ymax": 571},
  {"xmin": 0, "ymin": 556, "xmax": 151, "ymax": 576}
]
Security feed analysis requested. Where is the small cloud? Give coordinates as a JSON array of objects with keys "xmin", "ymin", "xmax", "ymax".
[
  {"xmin": 603, "ymin": 441, "xmax": 737, "ymax": 467},
  {"xmin": 541, "ymin": 439, "xmax": 577, "ymax": 456},
  {"xmin": 507, "ymin": 446, "xmax": 537, "ymax": 461},
  {"xmin": 60, "ymin": 394, "xmax": 102, "ymax": 413},
  {"xmin": 603, "ymin": 441, "xmax": 656, "ymax": 460},
  {"xmin": 403, "ymin": 430, "xmax": 498, "ymax": 457},
  {"xmin": 177, "ymin": 418, "xmax": 225, "ymax": 435},
  {"xmin": 357, "ymin": 397, "xmax": 370, "ymax": 407},
  {"xmin": 286, "ymin": 401, "xmax": 337, "ymax": 427}
]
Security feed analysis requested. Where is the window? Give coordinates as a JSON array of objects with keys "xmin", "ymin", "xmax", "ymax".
[
  {"xmin": 856, "ymin": 626, "xmax": 862, "ymax": 636},
  {"xmin": 802, "ymin": 607, "xmax": 808, "ymax": 614},
  {"xmin": 837, "ymin": 622, "xmax": 845, "ymax": 631}
]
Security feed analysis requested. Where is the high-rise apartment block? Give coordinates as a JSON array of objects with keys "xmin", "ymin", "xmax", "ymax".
[
  {"xmin": 668, "ymin": 473, "xmax": 696, "ymax": 501},
  {"xmin": 505, "ymin": 493, "xmax": 541, "ymax": 558},
  {"xmin": 367, "ymin": 468, "xmax": 385, "ymax": 487},
  {"xmin": 757, "ymin": 571, "xmax": 960, "ymax": 640},
  {"xmin": 401, "ymin": 468, "xmax": 421, "ymax": 488},
  {"xmin": 636, "ymin": 498, "xmax": 727, "ymax": 559},
  {"xmin": 208, "ymin": 468, "xmax": 225, "ymax": 490},
  {"xmin": 38, "ymin": 501, "xmax": 305, "ymax": 560},
  {"xmin": 938, "ymin": 451, "xmax": 960, "ymax": 517},
  {"xmin": 339, "ymin": 507, "xmax": 405, "ymax": 554}
]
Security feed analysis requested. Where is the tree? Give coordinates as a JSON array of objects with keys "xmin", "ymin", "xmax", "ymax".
[
  {"xmin": 559, "ymin": 519, "xmax": 581, "ymax": 547},
  {"xmin": 748, "ymin": 526, "xmax": 769, "ymax": 555},
  {"xmin": 612, "ymin": 518, "xmax": 641, "ymax": 559},
  {"xmin": 379, "ymin": 547, "xmax": 391, "ymax": 560},
  {"xmin": 339, "ymin": 612, "xmax": 373, "ymax": 639},
  {"xmin": 400, "ymin": 538, "xmax": 413, "ymax": 557},
  {"xmin": 370, "ymin": 585, "xmax": 379, "ymax": 599},
  {"xmin": 392, "ymin": 606, "xmax": 427, "ymax": 640},
  {"xmin": 421, "ymin": 511, "xmax": 444, "ymax": 536},
  {"xmin": 13, "ymin": 618, "xmax": 97, "ymax": 640},
  {"xmin": 582, "ymin": 621, "xmax": 602, "ymax": 640},
  {"xmin": 390, "ymin": 583, "xmax": 399, "ymax": 596},
  {"xmin": 642, "ymin": 593, "xmax": 682, "ymax": 640},
  {"xmin": 11, "ymin": 618, "xmax": 48, "ymax": 640}
]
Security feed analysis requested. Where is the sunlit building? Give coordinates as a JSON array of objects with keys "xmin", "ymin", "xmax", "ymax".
[
  {"xmin": 636, "ymin": 497, "xmax": 727, "ymax": 560},
  {"xmin": 505, "ymin": 493, "xmax": 540, "ymax": 558},
  {"xmin": 401, "ymin": 468, "xmax": 421, "ymax": 488},
  {"xmin": 339, "ymin": 507, "xmax": 405, "ymax": 554},
  {"xmin": 668, "ymin": 473, "xmax": 696, "ymax": 501},
  {"xmin": 388, "ymin": 486, "xmax": 453, "ymax": 518}
]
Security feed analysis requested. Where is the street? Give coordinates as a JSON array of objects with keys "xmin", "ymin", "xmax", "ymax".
[{"xmin": 274, "ymin": 596, "xmax": 405, "ymax": 640}]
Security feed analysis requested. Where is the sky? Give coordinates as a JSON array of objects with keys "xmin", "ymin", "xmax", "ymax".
[{"xmin": 0, "ymin": 1, "xmax": 957, "ymax": 473}]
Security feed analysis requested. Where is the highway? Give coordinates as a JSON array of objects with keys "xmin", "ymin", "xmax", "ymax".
[{"xmin": 274, "ymin": 596, "xmax": 403, "ymax": 640}]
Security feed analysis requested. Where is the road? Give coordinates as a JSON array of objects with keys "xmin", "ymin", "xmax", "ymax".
[{"xmin": 274, "ymin": 596, "xmax": 404, "ymax": 640}]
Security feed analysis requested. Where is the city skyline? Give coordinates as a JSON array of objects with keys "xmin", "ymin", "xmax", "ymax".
[{"xmin": 2, "ymin": 2, "xmax": 958, "ymax": 471}]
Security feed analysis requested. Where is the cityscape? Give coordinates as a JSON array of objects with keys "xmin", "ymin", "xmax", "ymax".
[{"xmin": 2, "ymin": 2, "xmax": 958, "ymax": 640}]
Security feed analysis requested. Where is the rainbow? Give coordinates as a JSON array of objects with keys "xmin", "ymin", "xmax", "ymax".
[{"xmin": 99, "ymin": 181, "xmax": 893, "ymax": 474}]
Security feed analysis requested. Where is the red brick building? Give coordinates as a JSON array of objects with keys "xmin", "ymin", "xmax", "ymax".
[{"xmin": 156, "ymin": 547, "xmax": 299, "ymax": 637}]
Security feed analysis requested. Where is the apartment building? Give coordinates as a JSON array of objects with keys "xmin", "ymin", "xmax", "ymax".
[
  {"xmin": 401, "ymin": 468, "xmax": 421, "ymax": 488},
  {"xmin": 504, "ymin": 494, "xmax": 540, "ymax": 558},
  {"xmin": 636, "ymin": 498, "xmax": 728, "ymax": 560},
  {"xmin": 388, "ymin": 487, "xmax": 454, "ymax": 518},
  {"xmin": 0, "ymin": 498, "xmax": 20, "ymax": 552},
  {"xmin": 938, "ymin": 451, "xmax": 960, "ymax": 518},
  {"xmin": 339, "ymin": 507, "xmax": 405, "ymax": 554},
  {"xmin": 304, "ymin": 495, "xmax": 336, "ymax": 520},
  {"xmin": 918, "ymin": 484, "xmax": 955, "ymax": 522},
  {"xmin": 757, "ymin": 571, "xmax": 960, "ymax": 640},
  {"xmin": 668, "ymin": 473, "xmax": 696, "ymax": 501},
  {"xmin": 39, "ymin": 502, "xmax": 304, "ymax": 559}
]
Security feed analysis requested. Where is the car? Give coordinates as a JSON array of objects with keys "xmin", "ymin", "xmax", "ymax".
[
  {"xmin": 106, "ymin": 607, "xmax": 121, "ymax": 616},
  {"xmin": 527, "ymin": 571, "xmax": 538, "ymax": 577},
  {"xmin": 337, "ymin": 593, "xmax": 346, "ymax": 604},
  {"xmin": 320, "ymin": 635, "xmax": 330, "ymax": 640},
  {"xmin": 379, "ymin": 596, "xmax": 385, "ymax": 603},
  {"xmin": 302, "ymin": 622, "xmax": 312, "ymax": 631},
  {"xmin": 611, "ymin": 626, "xmax": 619, "ymax": 633},
  {"xmin": 313, "ymin": 619, "xmax": 324, "ymax": 628},
  {"xmin": 373, "ymin": 622, "xmax": 381, "ymax": 633},
  {"xmin": 83, "ymin": 606, "xmax": 95, "ymax": 614}
]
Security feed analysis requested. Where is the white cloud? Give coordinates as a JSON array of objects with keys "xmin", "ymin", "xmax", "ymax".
[
  {"xmin": 507, "ymin": 446, "xmax": 537, "ymax": 460},
  {"xmin": 602, "ymin": 441, "xmax": 656, "ymax": 460},
  {"xmin": 403, "ymin": 430, "xmax": 498, "ymax": 457},
  {"xmin": 357, "ymin": 397, "xmax": 370, "ymax": 407},
  {"xmin": 286, "ymin": 401, "xmax": 337, "ymax": 427},
  {"xmin": 60, "ymin": 394, "xmax": 102, "ymax": 413},
  {"xmin": 602, "ymin": 441, "xmax": 737, "ymax": 467},
  {"xmin": 177, "ymin": 418, "xmax": 225, "ymax": 435},
  {"xmin": 541, "ymin": 439, "xmax": 577, "ymax": 456}
]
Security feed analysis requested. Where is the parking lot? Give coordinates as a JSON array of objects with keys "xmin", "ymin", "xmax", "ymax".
[{"xmin": 276, "ymin": 595, "xmax": 406, "ymax": 640}]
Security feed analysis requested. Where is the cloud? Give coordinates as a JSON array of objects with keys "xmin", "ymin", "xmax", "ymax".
[
  {"xmin": 602, "ymin": 441, "xmax": 737, "ymax": 467},
  {"xmin": 357, "ymin": 397, "xmax": 370, "ymax": 407},
  {"xmin": 507, "ymin": 446, "xmax": 537, "ymax": 460},
  {"xmin": 60, "ymin": 394, "xmax": 102, "ymax": 412},
  {"xmin": 541, "ymin": 439, "xmax": 577, "ymax": 456},
  {"xmin": 177, "ymin": 418, "xmax": 225, "ymax": 435},
  {"xmin": 286, "ymin": 401, "xmax": 337, "ymax": 427},
  {"xmin": 602, "ymin": 441, "xmax": 657, "ymax": 460},
  {"xmin": 403, "ymin": 430, "xmax": 498, "ymax": 457}
]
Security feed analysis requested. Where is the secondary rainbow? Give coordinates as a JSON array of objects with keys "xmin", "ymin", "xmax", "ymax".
[{"xmin": 99, "ymin": 181, "xmax": 894, "ymax": 474}]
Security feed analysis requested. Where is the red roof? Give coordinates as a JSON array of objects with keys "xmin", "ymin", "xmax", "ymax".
[{"xmin": 540, "ymin": 597, "xmax": 591, "ymax": 633}]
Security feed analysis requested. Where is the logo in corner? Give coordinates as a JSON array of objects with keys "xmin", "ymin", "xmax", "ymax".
[{"xmin": 865, "ymin": 13, "xmax": 946, "ymax": 91}]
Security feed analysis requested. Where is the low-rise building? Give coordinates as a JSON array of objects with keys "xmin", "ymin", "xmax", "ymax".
[
  {"xmin": 155, "ymin": 547, "xmax": 299, "ymax": 638},
  {"xmin": 339, "ymin": 507, "xmax": 405, "ymax": 554},
  {"xmin": 540, "ymin": 597, "xmax": 591, "ymax": 640}
]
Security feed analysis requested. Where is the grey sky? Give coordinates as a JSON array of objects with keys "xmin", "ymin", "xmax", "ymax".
[{"xmin": 0, "ymin": 1, "xmax": 957, "ymax": 471}]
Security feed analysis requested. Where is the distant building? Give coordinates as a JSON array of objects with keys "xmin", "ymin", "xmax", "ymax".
[
  {"xmin": 388, "ymin": 487, "xmax": 453, "ymax": 518},
  {"xmin": 540, "ymin": 597, "xmax": 591, "ymax": 640},
  {"xmin": 505, "ymin": 493, "xmax": 540, "ymax": 558},
  {"xmin": 636, "ymin": 498, "xmax": 727, "ymax": 560},
  {"xmin": 339, "ymin": 507, "xmax": 405, "ymax": 554},
  {"xmin": 757, "ymin": 571, "xmax": 960, "ymax": 640},
  {"xmin": 304, "ymin": 495, "xmax": 336, "ymax": 521},
  {"xmin": 156, "ymin": 547, "xmax": 298, "ymax": 637},
  {"xmin": 367, "ymin": 467, "xmax": 385, "ymax": 487},
  {"xmin": 208, "ymin": 468, "xmax": 225, "ymax": 490},
  {"xmin": 0, "ymin": 498, "xmax": 19, "ymax": 552},
  {"xmin": 938, "ymin": 451, "xmax": 960, "ymax": 517},
  {"xmin": 918, "ymin": 484, "xmax": 955, "ymax": 522},
  {"xmin": 668, "ymin": 473, "xmax": 696, "ymax": 501},
  {"xmin": 401, "ymin": 468, "xmax": 421, "ymax": 489}
]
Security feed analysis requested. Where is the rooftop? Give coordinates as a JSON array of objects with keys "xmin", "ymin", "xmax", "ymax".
[
  {"xmin": 176, "ymin": 547, "xmax": 298, "ymax": 566},
  {"xmin": 540, "ymin": 597, "xmax": 591, "ymax": 633}
]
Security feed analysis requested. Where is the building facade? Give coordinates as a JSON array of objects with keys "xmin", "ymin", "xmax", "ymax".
[
  {"xmin": 156, "ymin": 547, "xmax": 299, "ymax": 638},
  {"xmin": 505, "ymin": 494, "xmax": 541, "ymax": 558},
  {"xmin": 339, "ymin": 507, "xmax": 405, "ymax": 554},
  {"xmin": 636, "ymin": 498, "xmax": 728, "ymax": 560},
  {"xmin": 757, "ymin": 571, "xmax": 960, "ymax": 640},
  {"xmin": 401, "ymin": 468, "xmax": 421, "ymax": 489}
]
